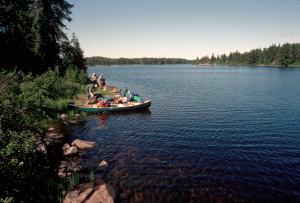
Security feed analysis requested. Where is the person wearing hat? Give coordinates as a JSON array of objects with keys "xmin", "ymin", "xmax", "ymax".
[
  {"xmin": 91, "ymin": 73, "xmax": 98, "ymax": 87},
  {"xmin": 85, "ymin": 83, "xmax": 95, "ymax": 100},
  {"xmin": 98, "ymin": 74, "xmax": 105, "ymax": 89}
]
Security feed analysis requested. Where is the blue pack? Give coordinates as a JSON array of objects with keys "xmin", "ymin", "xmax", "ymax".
[
  {"xmin": 101, "ymin": 97, "xmax": 114, "ymax": 101},
  {"xmin": 128, "ymin": 92, "xmax": 135, "ymax": 101},
  {"xmin": 94, "ymin": 93, "xmax": 102, "ymax": 98}
]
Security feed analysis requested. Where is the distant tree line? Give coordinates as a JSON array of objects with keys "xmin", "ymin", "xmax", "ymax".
[
  {"xmin": 195, "ymin": 43, "xmax": 300, "ymax": 67},
  {"xmin": 86, "ymin": 57, "xmax": 192, "ymax": 66},
  {"xmin": 0, "ymin": 0, "xmax": 86, "ymax": 75}
]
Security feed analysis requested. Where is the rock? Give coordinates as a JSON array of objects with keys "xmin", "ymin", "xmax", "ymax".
[
  {"xmin": 86, "ymin": 184, "xmax": 115, "ymax": 203},
  {"xmin": 63, "ymin": 146, "xmax": 78, "ymax": 156},
  {"xmin": 75, "ymin": 188, "xmax": 93, "ymax": 202},
  {"xmin": 62, "ymin": 143, "xmax": 70, "ymax": 150},
  {"xmin": 77, "ymin": 182, "xmax": 95, "ymax": 193},
  {"xmin": 58, "ymin": 171, "xmax": 66, "ymax": 178},
  {"xmin": 99, "ymin": 160, "xmax": 108, "ymax": 167},
  {"xmin": 75, "ymin": 114, "xmax": 80, "ymax": 117},
  {"xmin": 61, "ymin": 113, "xmax": 67, "ymax": 118},
  {"xmin": 63, "ymin": 190, "xmax": 80, "ymax": 203},
  {"xmin": 34, "ymin": 139, "xmax": 48, "ymax": 158},
  {"xmin": 95, "ymin": 178, "xmax": 106, "ymax": 186},
  {"xmin": 79, "ymin": 151, "xmax": 87, "ymax": 157},
  {"xmin": 98, "ymin": 160, "xmax": 108, "ymax": 171},
  {"xmin": 43, "ymin": 132, "xmax": 64, "ymax": 146},
  {"xmin": 48, "ymin": 127, "xmax": 55, "ymax": 132},
  {"xmin": 71, "ymin": 139, "xmax": 98, "ymax": 150},
  {"xmin": 68, "ymin": 162, "xmax": 82, "ymax": 173},
  {"xmin": 59, "ymin": 161, "xmax": 68, "ymax": 168}
]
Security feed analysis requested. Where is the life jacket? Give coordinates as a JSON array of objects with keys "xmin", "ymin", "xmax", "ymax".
[{"xmin": 99, "ymin": 100, "xmax": 109, "ymax": 107}]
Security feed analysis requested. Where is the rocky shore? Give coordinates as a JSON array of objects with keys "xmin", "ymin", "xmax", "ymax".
[
  {"xmin": 35, "ymin": 125, "xmax": 116, "ymax": 202},
  {"xmin": 32, "ymin": 86, "xmax": 137, "ymax": 202}
]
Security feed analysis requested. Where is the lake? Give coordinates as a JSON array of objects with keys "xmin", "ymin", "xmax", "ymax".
[{"xmin": 61, "ymin": 65, "xmax": 300, "ymax": 202}]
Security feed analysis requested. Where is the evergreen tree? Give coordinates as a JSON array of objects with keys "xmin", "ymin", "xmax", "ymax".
[
  {"xmin": 211, "ymin": 53, "xmax": 216, "ymax": 64},
  {"xmin": 32, "ymin": 0, "xmax": 73, "ymax": 74},
  {"xmin": 196, "ymin": 57, "xmax": 200, "ymax": 65},
  {"xmin": 278, "ymin": 43, "xmax": 291, "ymax": 66},
  {"xmin": 0, "ymin": 0, "xmax": 35, "ymax": 72}
]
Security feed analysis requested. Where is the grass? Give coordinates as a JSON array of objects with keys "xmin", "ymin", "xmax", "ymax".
[{"xmin": 68, "ymin": 173, "xmax": 80, "ymax": 191}]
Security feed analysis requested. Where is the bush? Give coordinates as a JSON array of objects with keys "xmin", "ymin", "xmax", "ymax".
[
  {"xmin": 0, "ymin": 69, "xmax": 47, "ymax": 200},
  {"xmin": 0, "ymin": 67, "xmax": 88, "ymax": 201}
]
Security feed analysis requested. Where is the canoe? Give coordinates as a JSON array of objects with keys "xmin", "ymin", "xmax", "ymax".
[{"xmin": 68, "ymin": 100, "xmax": 151, "ymax": 113}]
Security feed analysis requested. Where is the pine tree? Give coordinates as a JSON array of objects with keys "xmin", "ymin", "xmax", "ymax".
[
  {"xmin": 32, "ymin": 0, "xmax": 73, "ymax": 74},
  {"xmin": 0, "ymin": 0, "xmax": 35, "ymax": 72},
  {"xmin": 278, "ymin": 43, "xmax": 292, "ymax": 66},
  {"xmin": 196, "ymin": 57, "xmax": 200, "ymax": 65}
]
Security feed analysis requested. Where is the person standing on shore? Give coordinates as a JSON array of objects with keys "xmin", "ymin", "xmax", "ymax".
[
  {"xmin": 85, "ymin": 83, "xmax": 95, "ymax": 100},
  {"xmin": 91, "ymin": 73, "xmax": 98, "ymax": 87},
  {"xmin": 98, "ymin": 74, "xmax": 105, "ymax": 89}
]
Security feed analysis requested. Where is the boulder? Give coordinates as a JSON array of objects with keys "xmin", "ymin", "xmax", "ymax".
[
  {"xmin": 77, "ymin": 182, "xmax": 95, "ymax": 193},
  {"xmin": 86, "ymin": 184, "xmax": 115, "ymax": 203},
  {"xmin": 71, "ymin": 139, "xmax": 98, "ymax": 150},
  {"xmin": 63, "ymin": 146, "xmax": 78, "ymax": 156},
  {"xmin": 75, "ymin": 188, "xmax": 93, "ymax": 202},
  {"xmin": 62, "ymin": 143, "xmax": 70, "ymax": 150},
  {"xmin": 63, "ymin": 190, "xmax": 80, "ymax": 203}
]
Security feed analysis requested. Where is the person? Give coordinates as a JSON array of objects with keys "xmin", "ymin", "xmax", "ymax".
[
  {"xmin": 85, "ymin": 83, "xmax": 95, "ymax": 100},
  {"xmin": 91, "ymin": 73, "xmax": 98, "ymax": 86},
  {"xmin": 98, "ymin": 74, "xmax": 105, "ymax": 89}
]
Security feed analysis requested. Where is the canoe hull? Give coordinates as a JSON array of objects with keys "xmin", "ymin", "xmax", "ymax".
[{"xmin": 69, "ymin": 100, "xmax": 151, "ymax": 113}]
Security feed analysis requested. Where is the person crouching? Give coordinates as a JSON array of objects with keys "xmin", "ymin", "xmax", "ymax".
[{"xmin": 85, "ymin": 83, "xmax": 95, "ymax": 100}]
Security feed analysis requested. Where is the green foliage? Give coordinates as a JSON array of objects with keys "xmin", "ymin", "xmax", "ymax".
[
  {"xmin": 68, "ymin": 173, "xmax": 80, "ymax": 191},
  {"xmin": 0, "ymin": 70, "xmax": 47, "ymax": 200},
  {"xmin": 0, "ymin": 197, "xmax": 14, "ymax": 203},
  {"xmin": 0, "ymin": 0, "xmax": 74, "ymax": 75},
  {"xmin": 89, "ymin": 169, "xmax": 95, "ymax": 182},
  {"xmin": 60, "ymin": 33, "xmax": 87, "ymax": 75},
  {"xmin": 0, "ymin": 67, "xmax": 88, "ymax": 201}
]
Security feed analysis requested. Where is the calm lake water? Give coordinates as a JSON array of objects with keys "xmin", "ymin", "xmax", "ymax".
[{"xmin": 62, "ymin": 65, "xmax": 300, "ymax": 202}]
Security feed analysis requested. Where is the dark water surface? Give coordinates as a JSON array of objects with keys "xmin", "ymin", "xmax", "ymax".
[{"xmin": 62, "ymin": 65, "xmax": 300, "ymax": 202}]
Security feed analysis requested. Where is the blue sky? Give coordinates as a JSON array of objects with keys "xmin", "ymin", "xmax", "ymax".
[{"xmin": 64, "ymin": 0, "xmax": 300, "ymax": 60}]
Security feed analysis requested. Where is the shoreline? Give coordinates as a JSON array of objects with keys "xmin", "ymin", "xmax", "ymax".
[{"xmin": 45, "ymin": 86, "xmax": 123, "ymax": 202}]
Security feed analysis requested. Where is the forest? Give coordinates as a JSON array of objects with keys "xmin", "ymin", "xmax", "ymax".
[
  {"xmin": 0, "ymin": 0, "xmax": 86, "ymax": 75},
  {"xmin": 196, "ymin": 43, "xmax": 300, "ymax": 67},
  {"xmin": 86, "ymin": 57, "xmax": 192, "ymax": 66},
  {"xmin": 86, "ymin": 43, "xmax": 300, "ymax": 67}
]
